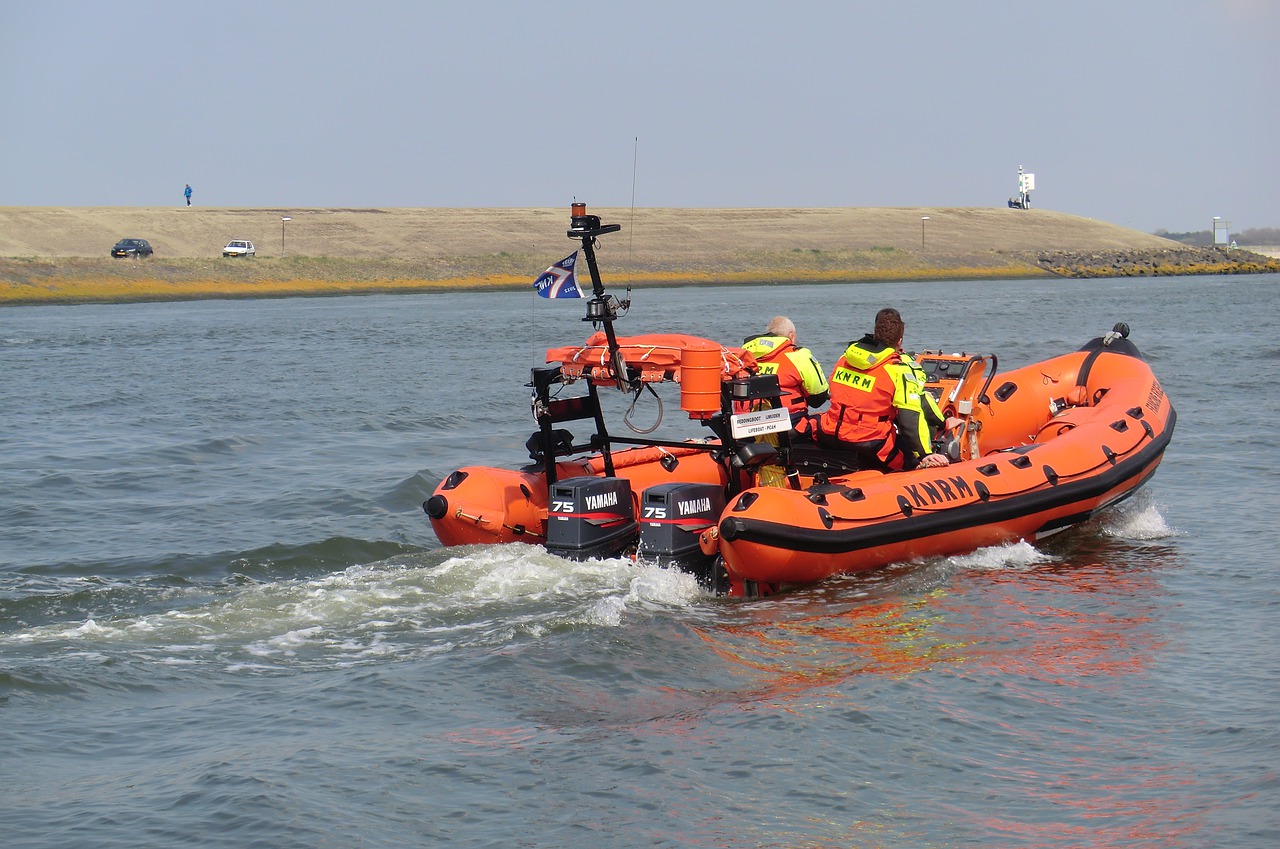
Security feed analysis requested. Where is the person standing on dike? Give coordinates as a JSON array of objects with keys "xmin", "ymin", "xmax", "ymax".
[
  {"xmin": 815, "ymin": 307, "xmax": 949, "ymax": 471},
  {"xmin": 184, "ymin": 184, "xmax": 193, "ymax": 206},
  {"xmin": 741, "ymin": 316, "xmax": 830, "ymax": 430}
]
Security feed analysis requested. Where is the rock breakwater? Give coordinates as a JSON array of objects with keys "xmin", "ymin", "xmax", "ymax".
[{"xmin": 1031, "ymin": 246, "xmax": 1280, "ymax": 278}]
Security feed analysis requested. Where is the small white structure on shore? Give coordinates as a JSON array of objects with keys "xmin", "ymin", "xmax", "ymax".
[
  {"xmin": 1212, "ymin": 216, "xmax": 1231, "ymax": 246},
  {"xmin": 1008, "ymin": 166, "xmax": 1035, "ymax": 209}
]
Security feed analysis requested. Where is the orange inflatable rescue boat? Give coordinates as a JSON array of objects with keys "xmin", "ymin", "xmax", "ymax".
[{"xmin": 425, "ymin": 204, "xmax": 1175, "ymax": 597}]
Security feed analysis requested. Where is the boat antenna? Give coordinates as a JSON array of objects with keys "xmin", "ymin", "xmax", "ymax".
[
  {"xmin": 629, "ymin": 137, "xmax": 638, "ymax": 262},
  {"xmin": 567, "ymin": 202, "xmax": 630, "ymax": 391}
]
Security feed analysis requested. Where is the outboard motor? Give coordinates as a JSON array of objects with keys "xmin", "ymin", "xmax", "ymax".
[
  {"xmin": 637, "ymin": 482, "xmax": 725, "ymax": 580},
  {"xmin": 545, "ymin": 476, "xmax": 638, "ymax": 561}
]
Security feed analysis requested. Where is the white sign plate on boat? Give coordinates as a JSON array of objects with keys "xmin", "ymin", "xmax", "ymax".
[{"xmin": 729, "ymin": 407, "xmax": 791, "ymax": 439}]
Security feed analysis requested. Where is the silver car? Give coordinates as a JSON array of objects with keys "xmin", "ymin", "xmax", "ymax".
[{"xmin": 223, "ymin": 240, "xmax": 256, "ymax": 258}]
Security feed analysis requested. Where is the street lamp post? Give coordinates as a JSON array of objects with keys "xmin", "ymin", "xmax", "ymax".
[
  {"xmin": 281, "ymin": 217, "xmax": 292, "ymax": 258},
  {"xmin": 921, "ymin": 216, "xmax": 929, "ymax": 250}
]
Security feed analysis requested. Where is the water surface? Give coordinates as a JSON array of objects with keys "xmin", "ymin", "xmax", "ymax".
[{"xmin": 3, "ymin": 274, "xmax": 1277, "ymax": 847}]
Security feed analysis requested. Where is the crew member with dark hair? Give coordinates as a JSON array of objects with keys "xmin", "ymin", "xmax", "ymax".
[
  {"xmin": 742, "ymin": 316, "xmax": 830, "ymax": 428},
  {"xmin": 815, "ymin": 307, "xmax": 949, "ymax": 471}
]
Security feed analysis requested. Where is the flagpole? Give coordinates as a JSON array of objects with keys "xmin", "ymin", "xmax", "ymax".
[{"xmin": 629, "ymin": 137, "xmax": 638, "ymax": 262}]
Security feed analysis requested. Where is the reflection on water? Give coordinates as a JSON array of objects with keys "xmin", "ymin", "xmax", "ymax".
[
  {"xmin": 923, "ymin": 519, "xmax": 1213, "ymax": 847},
  {"xmin": 946, "ymin": 559, "xmax": 1171, "ymax": 686},
  {"xmin": 650, "ymin": 499, "xmax": 1225, "ymax": 847},
  {"xmin": 691, "ymin": 589, "xmax": 964, "ymax": 702}
]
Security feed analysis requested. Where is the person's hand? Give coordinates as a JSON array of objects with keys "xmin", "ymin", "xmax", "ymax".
[
  {"xmin": 944, "ymin": 416, "xmax": 964, "ymax": 432},
  {"xmin": 920, "ymin": 453, "xmax": 949, "ymax": 468}
]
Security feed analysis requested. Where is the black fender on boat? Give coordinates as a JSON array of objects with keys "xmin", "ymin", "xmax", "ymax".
[{"xmin": 1079, "ymin": 322, "xmax": 1142, "ymax": 359}]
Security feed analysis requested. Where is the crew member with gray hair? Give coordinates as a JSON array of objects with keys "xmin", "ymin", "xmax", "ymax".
[{"xmin": 742, "ymin": 316, "xmax": 830, "ymax": 427}]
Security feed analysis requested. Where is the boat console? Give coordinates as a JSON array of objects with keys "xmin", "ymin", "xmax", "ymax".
[{"xmin": 913, "ymin": 350, "xmax": 997, "ymax": 461}]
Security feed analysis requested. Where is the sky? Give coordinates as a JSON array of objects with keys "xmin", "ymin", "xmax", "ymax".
[{"xmin": 2, "ymin": 1, "xmax": 1276, "ymax": 234}]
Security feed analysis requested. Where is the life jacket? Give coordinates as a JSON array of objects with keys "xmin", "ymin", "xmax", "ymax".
[
  {"xmin": 741, "ymin": 335, "xmax": 829, "ymax": 421},
  {"xmin": 817, "ymin": 336, "xmax": 900, "ymax": 446},
  {"xmin": 899, "ymin": 352, "xmax": 946, "ymax": 452}
]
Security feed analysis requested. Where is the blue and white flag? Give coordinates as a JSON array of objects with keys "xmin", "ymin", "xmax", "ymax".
[{"xmin": 533, "ymin": 251, "xmax": 583, "ymax": 298}]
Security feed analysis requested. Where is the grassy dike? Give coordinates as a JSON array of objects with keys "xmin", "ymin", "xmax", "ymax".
[{"xmin": 2, "ymin": 206, "xmax": 1272, "ymax": 307}]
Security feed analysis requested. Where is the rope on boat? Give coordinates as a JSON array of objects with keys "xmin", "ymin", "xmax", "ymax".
[{"xmin": 624, "ymin": 382, "xmax": 664, "ymax": 434}]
